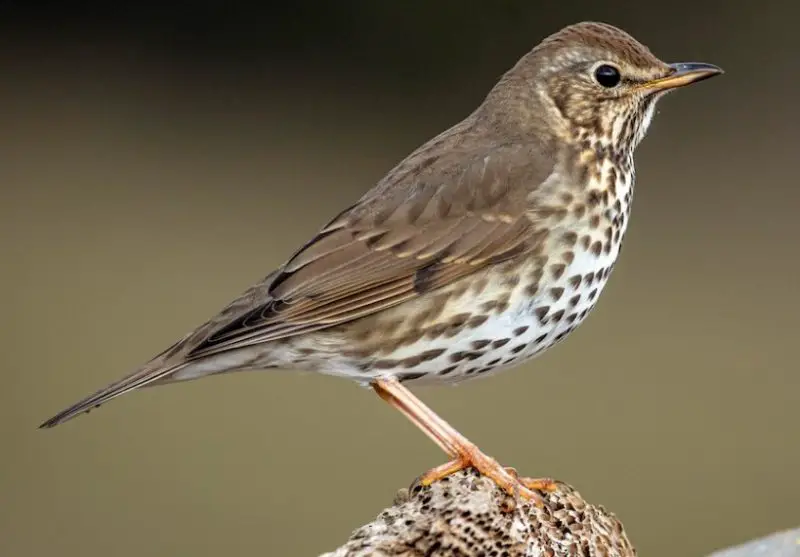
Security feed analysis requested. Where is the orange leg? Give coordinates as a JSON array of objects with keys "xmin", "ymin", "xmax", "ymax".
[{"xmin": 372, "ymin": 377, "xmax": 556, "ymax": 506}]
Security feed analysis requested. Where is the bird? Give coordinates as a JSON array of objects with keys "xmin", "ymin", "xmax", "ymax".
[{"xmin": 40, "ymin": 21, "xmax": 722, "ymax": 506}]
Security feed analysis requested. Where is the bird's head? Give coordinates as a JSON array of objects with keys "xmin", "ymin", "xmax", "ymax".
[{"xmin": 487, "ymin": 22, "xmax": 723, "ymax": 154}]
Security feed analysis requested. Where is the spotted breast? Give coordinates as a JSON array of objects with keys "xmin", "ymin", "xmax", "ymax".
[{"xmin": 291, "ymin": 149, "xmax": 635, "ymax": 386}]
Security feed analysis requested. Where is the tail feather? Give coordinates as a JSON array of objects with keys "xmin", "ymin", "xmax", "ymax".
[{"xmin": 38, "ymin": 361, "xmax": 189, "ymax": 429}]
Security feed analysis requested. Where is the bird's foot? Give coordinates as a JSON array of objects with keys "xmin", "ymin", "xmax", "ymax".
[
  {"xmin": 418, "ymin": 450, "xmax": 555, "ymax": 507},
  {"xmin": 504, "ymin": 466, "xmax": 558, "ymax": 493}
]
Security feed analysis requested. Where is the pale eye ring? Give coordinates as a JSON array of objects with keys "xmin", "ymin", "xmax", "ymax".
[{"xmin": 594, "ymin": 64, "xmax": 621, "ymax": 88}]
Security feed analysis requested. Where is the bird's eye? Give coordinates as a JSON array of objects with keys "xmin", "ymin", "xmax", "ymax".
[{"xmin": 594, "ymin": 64, "xmax": 621, "ymax": 88}]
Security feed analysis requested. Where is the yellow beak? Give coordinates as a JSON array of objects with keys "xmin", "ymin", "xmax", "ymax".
[{"xmin": 642, "ymin": 62, "xmax": 724, "ymax": 91}]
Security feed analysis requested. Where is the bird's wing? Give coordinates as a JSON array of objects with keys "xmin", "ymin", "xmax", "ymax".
[
  {"xmin": 38, "ymin": 141, "xmax": 555, "ymax": 428},
  {"xmin": 185, "ymin": 141, "xmax": 555, "ymax": 359}
]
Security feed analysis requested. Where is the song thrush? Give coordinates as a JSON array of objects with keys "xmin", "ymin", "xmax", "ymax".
[{"xmin": 40, "ymin": 22, "xmax": 722, "ymax": 505}]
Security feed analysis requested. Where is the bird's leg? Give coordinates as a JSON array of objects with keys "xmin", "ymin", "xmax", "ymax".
[{"xmin": 372, "ymin": 377, "xmax": 555, "ymax": 505}]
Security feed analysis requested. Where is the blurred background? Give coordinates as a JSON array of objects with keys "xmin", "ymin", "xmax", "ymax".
[{"xmin": 2, "ymin": 1, "xmax": 797, "ymax": 556}]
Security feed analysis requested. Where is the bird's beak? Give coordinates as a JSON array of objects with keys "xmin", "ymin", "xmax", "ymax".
[{"xmin": 641, "ymin": 62, "xmax": 724, "ymax": 92}]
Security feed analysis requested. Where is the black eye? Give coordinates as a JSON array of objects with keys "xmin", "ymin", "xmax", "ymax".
[{"xmin": 594, "ymin": 64, "xmax": 621, "ymax": 88}]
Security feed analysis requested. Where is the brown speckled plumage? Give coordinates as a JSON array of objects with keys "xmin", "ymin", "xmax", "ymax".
[{"xmin": 40, "ymin": 20, "xmax": 721, "ymax": 506}]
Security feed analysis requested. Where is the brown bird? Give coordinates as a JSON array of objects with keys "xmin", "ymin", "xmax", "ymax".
[{"xmin": 40, "ymin": 22, "xmax": 722, "ymax": 505}]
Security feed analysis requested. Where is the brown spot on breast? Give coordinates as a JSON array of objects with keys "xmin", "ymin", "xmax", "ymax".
[
  {"xmin": 424, "ymin": 323, "xmax": 448, "ymax": 339},
  {"xmin": 400, "ymin": 355, "xmax": 424, "ymax": 368},
  {"xmin": 603, "ymin": 242, "xmax": 612, "ymax": 255},
  {"xmin": 532, "ymin": 255, "xmax": 549, "ymax": 269},
  {"xmin": 481, "ymin": 300, "xmax": 498, "ymax": 312},
  {"xmin": 561, "ymin": 231, "xmax": 578, "ymax": 247},
  {"xmin": 589, "ymin": 215, "xmax": 601, "ymax": 229},
  {"xmin": 471, "ymin": 276, "xmax": 489, "ymax": 295},
  {"xmin": 568, "ymin": 274, "xmax": 582, "ymax": 289},
  {"xmin": 502, "ymin": 274, "xmax": 520, "ymax": 288},
  {"xmin": 550, "ymin": 263, "xmax": 566, "ymax": 280},
  {"xmin": 513, "ymin": 326, "xmax": 529, "ymax": 336},
  {"xmin": 493, "ymin": 293, "xmax": 511, "ymax": 314},
  {"xmin": 560, "ymin": 192, "xmax": 574, "ymax": 204},
  {"xmin": 569, "ymin": 294, "xmax": 581, "ymax": 307},
  {"xmin": 525, "ymin": 282, "xmax": 540, "ymax": 297},
  {"xmin": 607, "ymin": 168, "xmax": 618, "ymax": 195},
  {"xmin": 587, "ymin": 190, "xmax": 603, "ymax": 207},
  {"xmin": 467, "ymin": 315, "xmax": 489, "ymax": 328},
  {"xmin": 450, "ymin": 284, "xmax": 470, "ymax": 299},
  {"xmin": 535, "ymin": 306, "xmax": 550, "ymax": 323},
  {"xmin": 400, "ymin": 372, "xmax": 427, "ymax": 381},
  {"xmin": 551, "ymin": 309, "xmax": 565, "ymax": 322},
  {"xmin": 438, "ymin": 365, "xmax": 457, "ymax": 376},
  {"xmin": 492, "ymin": 338, "xmax": 510, "ymax": 349},
  {"xmin": 419, "ymin": 348, "xmax": 446, "ymax": 361},
  {"xmin": 342, "ymin": 348, "xmax": 371, "ymax": 359},
  {"xmin": 535, "ymin": 333, "xmax": 548, "ymax": 344},
  {"xmin": 576, "ymin": 163, "xmax": 589, "ymax": 187},
  {"xmin": 374, "ymin": 359, "xmax": 398, "ymax": 370},
  {"xmin": 409, "ymin": 310, "xmax": 433, "ymax": 330},
  {"xmin": 471, "ymin": 340, "xmax": 491, "ymax": 350},
  {"xmin": 591, "ymin": 241, "xmax": 603, "ymax": 256},
  {"xmin": 573, "ymin": 204, "xmax": 586, "ymax": 219},
  {"xmin": 588, "ymin": 288, "xmax": 598, "ymax": 301},
  {"xmin": 511, "ymin": 344, "xmax": 526, "ymax": 354},
  {"xmin": 450, "ymin": 313, "xmax": 470, "ymax": 327},
  {"xmin": 566, "ymin": 313, "xmax": 578, "ymax": 324},
  {"xmin": 584, "ymin": 272, "xmax": 595, "ymax": 285},
  {"xmin": 550, "ymin": 287, "xmax": 564, "ymax": 301},
  {"xmin": 398, "ymin": 329, "xmax": 424, "ymax": 349},
  {"xmin": 581, "ymin": 235, "xmax": 592, "ymax": 250},
  {"xmin": 561, "ymin": 250, "xmax": 575, "ymax": 265},
  {"xmin": 604, "ymin": 226, "xmax": 613, "ymax": 239}
]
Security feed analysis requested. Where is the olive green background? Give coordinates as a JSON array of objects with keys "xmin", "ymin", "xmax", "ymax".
[{"xmin": 2, "ymin": 2, "xmax": 797, "ymax": 556}]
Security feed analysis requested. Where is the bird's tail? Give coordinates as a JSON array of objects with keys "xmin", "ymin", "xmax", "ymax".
[{"xmin": 38, "ymin": 358, "xmax": 190, "ymax": 429}]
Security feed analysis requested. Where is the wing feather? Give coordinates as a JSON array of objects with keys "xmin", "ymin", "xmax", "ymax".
[
  {"xmin": 38, "ymin": 139, "xmax": 558, "ymax": 428},
  {"xmin": 186, "ymin": 142, "xmax": 555, "ymax": 359}
]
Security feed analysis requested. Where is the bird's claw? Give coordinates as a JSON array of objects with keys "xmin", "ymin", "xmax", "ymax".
[{"xmin": 418, "ymin": 454, "xmax": 552, "ymax": 507}]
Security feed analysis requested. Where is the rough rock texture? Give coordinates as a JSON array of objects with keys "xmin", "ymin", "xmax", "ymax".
[
  {"xmin": 321, "ymin": 469, "xmax": 636, "ymax": 557},
  {"xmin": 321, "ymin": 468, "xmax": 798, "ymax": 557}
]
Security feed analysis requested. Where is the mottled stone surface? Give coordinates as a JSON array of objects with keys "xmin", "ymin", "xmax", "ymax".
[
  {"xmin": 322, "ymin": 469, "xmax": 636, "ymax": 557},
  {"xmin": 322, "ymin": 469, "xmax": 798, "ymax": 557}
]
